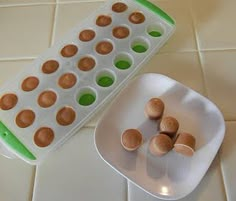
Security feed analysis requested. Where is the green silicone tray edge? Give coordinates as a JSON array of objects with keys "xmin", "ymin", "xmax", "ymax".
[
  {"xmin": 0, "ymin": 121, "xmax": 36, "ymax": 160},
  {"xmin": 135, "ymin": 0, "xmax": 175, "ymax": 25}
]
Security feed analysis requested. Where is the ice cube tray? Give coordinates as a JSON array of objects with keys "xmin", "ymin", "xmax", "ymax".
[{"xmin": 0, "ymin": 0, "xmax": 175, "ymax": 165}]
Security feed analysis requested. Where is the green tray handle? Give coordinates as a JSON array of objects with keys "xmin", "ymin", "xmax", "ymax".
[
  {"xmin": 0, "ymin": 121, "xmax": 36, "ymax": 160},
  {"xmin": 135, "ymin": 0, "xmax": 175, "ymax": 25}
]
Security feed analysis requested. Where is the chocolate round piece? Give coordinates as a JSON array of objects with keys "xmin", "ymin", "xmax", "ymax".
[
  {"xmin": 38, "ymin": 90, "xmax": 57, "ymax": 108},
  {"xmin": 174, "ymin": 133, "xmax": 196, "ymax": 157},
  {"xmin": 129, "ymin": 12, "xmax": 145, "ymax": 24},
  {"xmin": 96, "ymin": 15, "xmax": 112, "ymax": 27},
  {"xmin": 61, "ymin": 44, "xmax": 78, "ymax": 57},
  {"xmin": 160, "ymin": 116, "xmax": 179, "ymax": 138},
  {"xmin": 112, "ymin": 2, "xmax": 128, "ymax": 13},
  {"xmin": 42, "ymin": 60, "xmax": 59, "ymax": 74},
  {"xmin": 58, "ymin": 73, "xmax": 77, "ymax": 89},
  {"xmin": 79, "ymin": 29, "xmax": 96, "ymax": 42},
  {"xmin": 16, "ymin": 109, "xmax": 35, "ymax": 128},
  {"xmin": 144, "ymin": 98, "xmax": 164, "ymax": 120},
  {"xmin": 56, "ymin": 107, "xmax": 76, "ymax": 126},
  {"xmin": 0, "ymin": 93, "xmax": 18, "ymax": 110},
  {"xmin": 149, "ymin": 134, "xmax": 173, "ymax": 156},
  {"xmin": 96, "ymin": 41, "xmax": 113, "ymax": 55},
  {"xmin": 121, "ymin": 129, "xmax": 143, "ymax": 151},
  {"xmin": 78, "ymin": 56, "xmax": 96, "ymax": 71},
  {"xmin": 21, "ymin": 76, "xmax": 39, "ymax": 92},
  {"xmin": 34, "ymin": 127, "xmax": 54, "ymax": 147},
  {"xmin": 113, "ymin": 26, "xmax": 130, "ymax": 39}
]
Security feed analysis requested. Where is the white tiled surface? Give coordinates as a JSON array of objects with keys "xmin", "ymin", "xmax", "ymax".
[{"xmin": 0, "ymin": 0, "xmax": 235, "ymax": 201}]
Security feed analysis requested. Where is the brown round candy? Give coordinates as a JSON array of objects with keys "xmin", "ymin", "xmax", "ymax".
[
  {"xmin": 144, "ymin": 98, "xmax": 164, "ymax": 120},
  {"xmin": 112, "ymin": 2, "xmax": 128, "ymax": 13},
  {"xmin": 129, "ymin": 12, "xmax": 145, "ymax": 24},
  {"xmin": 79, "ymin": 29, "xmax": 96, "ymax": 42},
  {"xmin": 0, "ymin": 93, "xmax": 18, "ymax": 110},
  {"xmin": 174, "ymin": 133, "xmax": 196, "ymax": 157},
  {"xmin": 160, "ymin": 116, "xmax": 179, "ymax": 138},
  {"xmin": 58, "ymin": 73, "xmax": 77, "ymax": 89},
  {"xmin": 56, "ymin": 107, "xmax": 76, "ymax": 126},
  {"xmin": 121, "ymin": 129, "xmax": 143, "ymax": 151},
  {"xmin": 96, "ymin": 41, "xmax": 113, "ymax": 55},
  {"xmin": 113, "ymin": 26, "xmax": 130, "ymax": 39},
  {"xmin": 42, "ymin": 60, "xmax": 59, "ymax": 74},
  {"xmin": 149, "ymin": 134, "xmax": 173, "ymax": 156},
  {"xmin": 78, "ymin": 56, "xmax": 96, "ymax": 71},
  {"xmin": 16, "ymin": 109, "xmax": 35, "ymax": 128},
  {"xmin": 38, "ymin": 90, "xmax": 57, "ymax": 108},
  {"xmin": 21, "ymin": 76, "xmax": 39, "ymax": 92},
  {"xmin": 34, "ymin": 127, "xmax": 54, "ymax": 147},
  {"xmin": 96, "ymin": 15, "xmax": 112, "ymax": 27},
  {"xmin": 61, "ymin": 44, "xmax": 78, "ymax": 57}
]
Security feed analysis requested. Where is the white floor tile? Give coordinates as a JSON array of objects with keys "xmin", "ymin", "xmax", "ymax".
[
  {"xmin": 33, "ymin": 128, "xmax": 127, "ymax": 201},
  {"xmin": 191, "ymin": 0, "xmax": 236, "ymax": 50},
  {"xmin": 0, "ymin": 155, "xmax": 35, "ymax": 201},
  {"xmin": 219, "ymin": 122, "xmax": 236, "ymax": 201},
  {"xmin": 201, "ymin": 50, "xmax": 236, "ymax": 120},
  {"xmin": 0, "ymin": 5, "xmax": 54, "ymax": 58}
]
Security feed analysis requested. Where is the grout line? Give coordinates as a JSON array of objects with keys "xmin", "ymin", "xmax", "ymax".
[
  {"xmin": 58, "ymin": 0, "xmax": 104, "ymax": 4},
  {"xmin": 0, "ymin": 57, "xmax": 36, "ymax": 62},
  {"xmin": 49, "ymin": 3, "xmax": 58, "ymax": 46},
  {"xmin": 200, "ymin": 48, "xmax": 236, "ymax": 52},
  {"xmin": 225, "ymin": 119, "xmax": 236, "ymax": 122},
  {"xmin": 0, "ymin": 0, "xmax": 104, "ymax": 8},
  {"xmin": 0, "ymin": 2, "xmax": 55, "ymax": 8},
  {"xmin": 189, "ymin": 0, "xmax": 209, "ymax": 97},
  {"xmin": 218, "ymin": 154, "xmax": 229, "ymax": 201},
  {"xmin": 28, "ymin": 166, "xmax": 36, "ymax": 201}
]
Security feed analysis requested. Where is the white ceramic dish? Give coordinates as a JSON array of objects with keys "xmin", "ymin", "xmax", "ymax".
[{"xmin": 95, "ymin": 73, "xmax": 225, "ymax": 200}]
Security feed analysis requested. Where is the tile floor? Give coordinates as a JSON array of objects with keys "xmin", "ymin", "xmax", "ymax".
[{"xmin": 0, "ymin": 0, "xmax": 235, "ymax": 201}]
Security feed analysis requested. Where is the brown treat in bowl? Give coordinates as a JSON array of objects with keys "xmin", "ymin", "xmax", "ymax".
[
  {"xmin": 121, "ymin": 129, "xmax": 143, "ymax": 151},
  {"xmin": 96, "ymin": 15, "xmax": 112, "ymax": 27},
  {"xmin": 38, "ymin": 90, "xmax": 57, "ymax": 108},
  {"xmin": 129, "ymin": 12, "xmax": 145, "ymax": 24},
  {"xmin": 96, "ymin": 41, "xmax": 113, "ymax": 55},
  {"xmin": 0, "ymin": 93, "xmax": 18, "ymax": 110},
  {"xmin": 42, "ymin": 60, "xmax": 59, "ymax": 74},
  {"xmin": 34, "ymin": 127, "xmax": 54, "ymax": 147},
  {"xmin": 79, "ymin": 30, "xmax": 96, "ymax": 42},
  {"xmin": 112, "ymin": 2, "xmax": 128, "ymax": 13},
  {"xmin": 149, "ymin": 134, "xmax": 173, "ymax": 156},
  {"xmin": 174, "ymin": 133, "xmax": 196, "ymax": 157},
  {"xmin": 144, "ymin": 98, "xmax": 164, "ymax": 120},
  {"xmin": 16, "ymin": 109, "xmax": 35, "ymax": 128},
  {"xmin": 58, "ymin": 73, "xmax": 77, "ymax": 89},
  {"xmin": 160, "ymin": 116, "xmax": 179, "ymax": 138},
  {"xmin": 61, "ymin": 44, "xmax": 78, "ymax": 57},
  {"xmin": 113, "ymin": 26, "xmax": 130, "ymax": 39},
  {"xmin": 78, "ymin": 56, "xmax": 96, "ymax": 71},
  {"xmin": 56, "ymin": 107, "xmax": 76, "ymax": 126},
  {"xmin": 21, "ymin": 76, "xmax": 39, "ymax": 92}
]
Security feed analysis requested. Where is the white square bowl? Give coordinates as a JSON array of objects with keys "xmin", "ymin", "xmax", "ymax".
[{"xmin": 94, "ymin": 73, "xmax": 225, "ymax": 200}]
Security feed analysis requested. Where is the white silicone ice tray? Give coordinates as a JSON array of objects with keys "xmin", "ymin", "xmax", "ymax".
[{"xmin": 0, "ymin": 0, "xmax": 175, "ymax": 164}]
